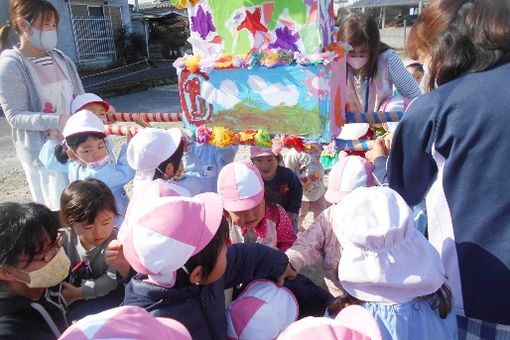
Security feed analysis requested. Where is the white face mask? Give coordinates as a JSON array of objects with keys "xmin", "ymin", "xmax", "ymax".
[
  {"xmin": 347, "ymin": 56, "xmax": 369, "ymax": 70},
  {"xmin": 16, "ymin": 247, "xmax": 70, "ymax": 288},
  {"xmin": 25, "ymin": 21, "xmax": 58, "ymax": 52},
  {"xmin": 82, "ymin": 154, "xmax": 110, "ymax": 169}
]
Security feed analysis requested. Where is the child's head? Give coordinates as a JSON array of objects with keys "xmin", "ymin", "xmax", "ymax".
[
  {"xmin": 278, "ymin": 305, "xmax": 381, "ymax": 340},
  {"xmin": 217, "ymin": 162, "xmax": 266, "ymax": 230},
  {"xmin": 71, "ymin": 93, "xmax": 110, "ymax": 124},
  {"xmin": 60, "ymin": 179, "xmax": 118, "ymax": 250},
  {"xmin": 337, "ymin": 13, "xmax": 382, "ymax": 79},
  {"xmin": 325, "ymin": 155, "xmax": 374, "ymax": 204},
  {"xmin": 127, "ymin": 128, "xmax": 184, "ymax": 182},
  {"xmin": 250, "ymin": 146, "xmax": 279, "ymax": 181},
  {"xmin": 404, "ymin": 59, "xmax": 425, "ymax": 84},
  {"xmin": 333, "ymin": 187, "xmax": 446, "ymax": 304},
  {"xmin": 0, "ymin": 202, "xmax": 70, "ymax": 291},
  {"xmin": 119, "ymin": 182, "xmax": 226, "ymax": 287},
  {"xmin": 62, "ymin": 110, "xmax": 108, "ymax": 167},
  {"xmin": 226, "ymin": 279, "xmax": 298, "ymax": 339},
  {"xmin": 58, "ymin": 306, "xmax": 192, "ymax": 340}
]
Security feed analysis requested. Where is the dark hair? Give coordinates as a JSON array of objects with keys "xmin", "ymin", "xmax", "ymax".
[
  {"xmin": 153, "ymin": 139, "xmax": 185, "ymax": 180},
  {"xmin": 407, "ymin": 63, "xmax": 424, "ymax": 74},
  {"xmin": 54, "ymin": 132, "xmax": 107, "ymax": 164},
  {"xmin": 9, "ymin": 0, "xmax": 60, "ymax": 34},
  {"xmin": 407, "ymin": 0, "xmax": 510, "ymax": 91},
  {"xmin": 174, "ymin": 217, "xmax": 229, "ymax": 287},
  {"xmin": 327, "ymin": 283, "xmax": 453, "ymax": 319},
  {"xmin": 263, "ymin": 185, "xmax": 282, "ymax": 207},
  {"xmin": 0, "ymin": 202, "xmax": 60, "ymax": 267},
  {"xmin": 60, "ymin": 178, "xmax": 119, "ymax": 226},
  {"xmin": 0, "ymin": 25, "xmax": 13, "ymax": 51},
  {"xmin": 337, "ymin": 13, "xmax": 391, "ymax": 80}
]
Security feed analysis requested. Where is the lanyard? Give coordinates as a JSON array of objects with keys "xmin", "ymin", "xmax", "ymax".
[{"xmin": 364, "ymin": 82, "xmax": 370, "ymax": 113}]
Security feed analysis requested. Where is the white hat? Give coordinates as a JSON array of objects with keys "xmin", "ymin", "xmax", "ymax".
[
  {"xmin": 333, "ymin": 187, "xmax": 446, "ymax": 303},
  {"xmin": 226, "ymin": 279, "xmax": 298, "ymax": 339},
  {"xmin": 63, "ymin": 110, "xmax": 106, "ymax": 139},
  {"xmin": 127, "ymin": 127, "xmax": 182, "ymax": 183},
  {"xmin": 71, "ymin": 93, "xmax": 109, "ymax": 114}
]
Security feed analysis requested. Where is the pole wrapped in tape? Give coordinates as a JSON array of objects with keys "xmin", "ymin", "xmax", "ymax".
[
  {"xmin": 104, "ymin": 124, "xmax": 140, "ymax": 136},
  {"xmin": 107, "ymin": 112, "xmax": 182, "ymax": 122}
]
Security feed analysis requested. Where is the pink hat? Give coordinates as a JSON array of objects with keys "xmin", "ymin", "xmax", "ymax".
[
  {"xmin": 71, "ymin": 93, "xmax": 110, "ymax": 114},
  {"xmin": 226, "ymin": 279, "xmax": 298, "ymax": 340},
  {"xmin": 250, "ymin": 146, "xmax": 276, "ymax": 159},
  {"xmin": 325, "ymin": 155, "xmax": 374, "ymax": 204},
  {"xmin": 58, "ymin": 306, "xmax": 191, "ymax": 340},
  {"xmin": 333, "ymin": 187, "xmax": 446, "ymax": 303},
  {"xmin": 63, "ymin": 110, "xmax": 106, "ymax": 139},
  {"xmin": 217, "ymin": 161, "xmax": 264, "ymax": 212},
  {"xmin": 277, "ymin": 305, "xmax": 381, "ymax": 340},
  {"xmin": 119, "ymin": 185, "xmax": 223, "ymax": 287}
]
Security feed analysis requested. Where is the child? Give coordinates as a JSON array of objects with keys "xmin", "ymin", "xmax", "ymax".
[
  {"xmin": 218, "ymin": 161, "xmax": 332, "ymax": 318},
  {"xmin": 60, "ymin": 179, "xmax": 131, "ymax": 321},
  {"xmin": 404, "ymin": 59, "xmax": 425, "ymax": 87},
  {"xmin": 284, "ymin": 148, "xmax": 327, "ymax": 233},
  {"xmin": 127, "ymin": 127, "xmax": 200, "ymax": 196},
  {"xmin": 331, "ymin": 187, "xmax": 457, "ymax": 339},
  {"xmin": 217, "ymin": 161, "xmax": 297, "ymax": 252},
  {"xmin": 0, "ymin": 202, "xmax": 70, "ymax": 339},
  {"xmin": 59, "ymin": 306, "xmax": 191, "ymax": 340},
  {"xmin": 226, "ymin": 279, "xmax": 298, "ymax": 339},
  {"xmin": 39, "ymin": 110, "xmax": 135, "ymax": 225},
  {"xmin": 338, "ymin": 13, "xmax": 421, "ymax": 115},
  {"xmin": 278, "ymin": 305, "xmax": 382, "ymax": 340},
  {"xmin": 119, "ymin": 180, "xmax": 296, "ymax": 340},
  {"xmin": 286, "ymin": 155, "xmax": 374, "ymax": 298},
  {"xmin": 250, "ymin": 147, "xmax": 303, "ymax": 227}
]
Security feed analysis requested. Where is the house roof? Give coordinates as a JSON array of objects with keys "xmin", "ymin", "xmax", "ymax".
[
  {"xmin": 348, "ymin": 0, "xmax": 430, "ymax": 8},
  {"xmin": 138, "ymin": 1, "xmax": 177, "ymax": 10}
]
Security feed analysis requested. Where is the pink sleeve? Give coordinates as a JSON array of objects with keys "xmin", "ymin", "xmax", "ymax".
[{"xmin": 275, "ymin": 206, "xmax": 297, "ymax": 252}]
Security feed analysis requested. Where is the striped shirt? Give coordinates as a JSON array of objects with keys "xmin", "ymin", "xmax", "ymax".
[{"xmin": 387, "ymin": 51, "xmax": 422, "ymax": 99}]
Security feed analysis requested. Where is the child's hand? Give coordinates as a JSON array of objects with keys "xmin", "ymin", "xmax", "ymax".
[
  {"xmin": 62, "ymin": 282, "xmax": 83, "ymax": 305},
  {"xmin": 48, "ymin": 129, "xmax": 63, "ymax": 141},
  {"xmin": 134, "ymin": 113, "xmax": 150, "ymax": 128},
  {"xmin": 276, "ymin": 263, "xmax": 297, "ymax": 286},
  {"xmin": 365, "ymin": 137, "xmax": 388, "ymax": 164},
  {"xmin": 126, "ymin": 130, "xmax": 134, "ymax": 142},
  {"xmin": 105, "ymin": 239, "xmax": 131, "ymax": 279}
]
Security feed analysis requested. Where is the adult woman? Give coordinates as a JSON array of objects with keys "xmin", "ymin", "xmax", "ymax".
[
  {"xmin": 0, "ymin": 202, "xmax": 70, "ymax": 339},
  {"xmin": 0, "ymin": 0, "xmax": 84, "ymax": 210},
  {"xmin": 381, "ymin": 0, "xmax": 510, "ymax": 337}
]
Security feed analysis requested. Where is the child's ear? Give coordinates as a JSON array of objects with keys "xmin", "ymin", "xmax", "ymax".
[
  {"xmin": 0, "ymin": 265, "xmax": 19, "ymax": 282},
  {"xmin": 189, "ymin": 266, "xmax": 204, "ymax": 285},
  {"xmin": 66, "ymin": 149, "xmax": 78, "ymax": 161}
]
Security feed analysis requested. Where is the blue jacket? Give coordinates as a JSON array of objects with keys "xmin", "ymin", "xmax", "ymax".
[
  {"xmin": 123, "ymin": 243, "xmax": 288, "ymax": 340},
  {"xmin": 265, "ymin": 166, "xmax": 303, "ymax": 214},
  {"xmin": 387, "ymin": 61, "xmax": 510, "ymax": 324}
]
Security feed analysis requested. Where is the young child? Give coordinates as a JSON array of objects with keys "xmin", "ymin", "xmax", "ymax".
[
  {"xmin": 331, "ymin": 187, "xmax": 457, "ymax": 339},
  {"xmin": 217, "ymin": 161, "xmax": 297, "ymax": 252},
  {"xmin": 250, "ymin": 147, "xmax": 303, "ymax": 227},
  {"xmin": 218, "ymin": 161, "xmax": 332, "ymax": 318},
  {"xmin": 284, "ymin": 148, "xmax": 327, "ymax": 233},
  {"xmin": 60, "ymin": 179, "xmax": 131, "ymax": 321},
  {"xmin": 39, "ymin": 110, "xmax": 135, "ymax": 225},
  {"xmin": 404, "ymin": 59, "xmax": 425, "ymax": 87},
  {"xmin": 119, "ymin": 180, "xmax": 296, "ymax": 340},
  {"xmin": 127, "ymin": 127, "xmax": 200, "ymax": 196},
  {"xmin": 286, "ymin": 155, "xmax": 374, "ymax": 298},
  {"xmin": 59, "ymin": 306, "xmax": 191, "ymax": 340}
]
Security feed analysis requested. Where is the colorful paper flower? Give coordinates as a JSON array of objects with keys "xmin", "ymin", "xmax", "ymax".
[
  {"xmin": 215, "ymin": 55, "xmax": 234, "ymax": 69},
  {"xmin": 237, "ymin": 8, "xmax": 268, "ymax": 36},
  {"xmin": 268, "ymin": 27, "xmax": 300, "ymax": 52},
  {"xmin": 185, "ymin": 55, "xmax": 201, "ymax": 73},
  {"xmin": 191, "ymin": 6, "xmax": 215, "ymax": 40},
  {"xmin": 211, "ymin": 127, "xmax": 236, "ymax": 147},
  {"xmin": 195, "ymin": 125, "xmax": 212, "ymax": 144},
  {"xmin": 254, "ymin": 129, "xmax": 272, "ymax": 148},
  {"xmin": 239, "ymin": 129, "xmax": 257, "ymax": 144}
]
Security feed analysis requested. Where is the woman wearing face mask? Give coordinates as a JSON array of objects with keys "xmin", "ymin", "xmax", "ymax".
[
  {"xmin": 0, "ymin": 0, "xmax": 84, "ymax": 211},
  {"xmin": 0, "ymin": 202, "xmax": 71, "ymax": 339},
  {"xmin": 338, "ymin": 13, "xmax": 421, "ymax": 120}
]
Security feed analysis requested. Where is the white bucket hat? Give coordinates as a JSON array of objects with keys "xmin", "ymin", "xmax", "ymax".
[
  {"xmin": 333, "ymin": 187, "xmax": 446, "ymax": 304},
  {"xmin": 63, "ymin": 109, "xmax": 106, "ymax": 139},
  {"xmin": 71, "ymin": 93, "xmax": 110, "ymax": 114}
]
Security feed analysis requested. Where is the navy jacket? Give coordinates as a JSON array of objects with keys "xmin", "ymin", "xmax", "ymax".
[
  {"xmin": 388, "ymin": 62, "xmax": 510, "ymax": 324},
  {"xmin": 123, "ymin": 243, "xmax": 288, "ymax": 339},
  {"xmin": 265, "ymin": 166, "xmax": 303, "ymax": 214}
]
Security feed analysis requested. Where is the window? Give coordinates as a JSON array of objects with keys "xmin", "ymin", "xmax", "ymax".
[{"xmin": 88, "ymin": 6, "xmax": 104, "ymax": 17}]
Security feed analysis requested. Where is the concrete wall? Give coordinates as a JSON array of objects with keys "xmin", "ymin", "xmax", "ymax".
[{"xmin": 380, "ymin": 27, "xmax": 408, "ymax": 51}]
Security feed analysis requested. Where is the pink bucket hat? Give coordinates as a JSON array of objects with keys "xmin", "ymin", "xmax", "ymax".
[
  {"xmin": 63, "ymin": 110, "xmax": 106, "ymax": 139},
  {"xmin": 250, "ymin": 146, "xmax": 276, "ymax": 159},
  {"xmin": 71, "ymin": 93, "xmax": 110, "ymax": 114},
  {"xmin": 118, "ymin": 184, "xmax": 223, "ymax": 287},
  {"xmin": 58, "ymin": 306, "xmax": 191, "ymax": 340},
  {"xmin": 217, "ymin": 161, "xmax": 264, "ymax": 212},
  {"xmin": 325, "ymin": 155, "xmax": 374, "ymax": 204},
  {"xmin": 333, "ymin": 187, "xmax": 446, "ymax": 304},
  {"xmin": 277, "ymin": 305, "xmax": 381, "ymax": 340},
  {"xmin": 226, "ymin": 279, "xmax": 298, "ymax": 340}
]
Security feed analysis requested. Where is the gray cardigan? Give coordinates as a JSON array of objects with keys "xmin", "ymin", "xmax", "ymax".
[{"xmin": 0, "ymin": 47, "xmax": 84, "ymax": 164}]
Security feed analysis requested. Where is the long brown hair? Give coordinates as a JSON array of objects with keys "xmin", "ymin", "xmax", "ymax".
[
  {"xmin": 407, "ymin": 0, "xmax": 510, "ymax": 91},
  {"xmin": 9, "ymin": 0, "xmax": 59, "ymax": 34},
  {"xmin": 337, "ymin": 13, "xmax": 391, "ymax": 80},
  {"xmin": 0, "ymin": 25, "xmax": 13, "ymax": 51}
]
